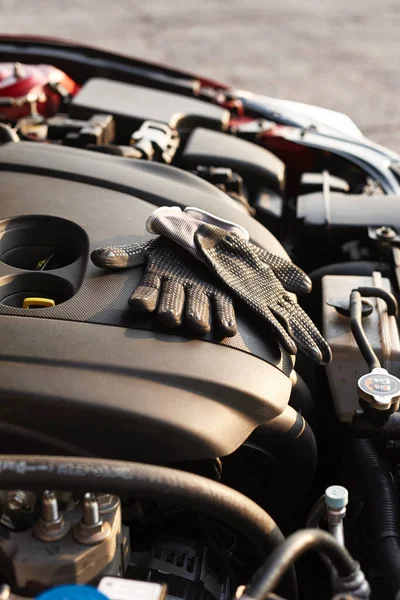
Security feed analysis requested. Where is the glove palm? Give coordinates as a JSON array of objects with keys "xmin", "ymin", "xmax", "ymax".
[{"xmin": 92, "ymin": 238, "xmax": 237, "ymax": 337}]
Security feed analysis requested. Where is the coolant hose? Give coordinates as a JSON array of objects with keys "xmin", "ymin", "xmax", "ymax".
[
  {"xmin": 0, "ymin": 455, "xmax": 285, "ymax": 556},
  {"xmin": 351, "ymin": 439, "xmax": 400, "ymax": 597},
  {"xmin": 249, "ymin": 406, "xmax": 317, "ymax": 516},
  {"xmin": 350, "ymin": 290, "xmax": 381, "ymax": 370},
  {"xmin": 353, "ymin": 411, "xmax": 400, "ymax": 439},
  {"xmin": 244, "ymin": 529, "xmax": 362, "ymax": 600}
]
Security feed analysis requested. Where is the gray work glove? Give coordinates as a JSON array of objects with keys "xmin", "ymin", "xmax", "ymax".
[
  {"xmin": 146, "ymin": 207, "xmax": 331, "ymax": 365},
  {"xmin": 147, "ymin": 207, "xmax": 312, "ymax": 294},
  {"xmin": 91, "ymin": 237, "xmax": 237, "ymax": 337}
]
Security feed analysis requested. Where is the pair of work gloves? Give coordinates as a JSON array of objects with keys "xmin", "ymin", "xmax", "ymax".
[{"xmin": 91, "ymin": 206, "xmax": 331, "ymax": 365}]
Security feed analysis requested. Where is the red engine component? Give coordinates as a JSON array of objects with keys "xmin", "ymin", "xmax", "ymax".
[{"xmin": 0, "ymin": 62, "xmax": 79, "ymax": 120}]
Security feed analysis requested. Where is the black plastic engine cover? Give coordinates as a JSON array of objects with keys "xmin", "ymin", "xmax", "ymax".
[
  {"xmin": 0, "ymin": 142, "xmax": 292, "ymax": 463},
  {"xmin": 69, "ymin": 78, "xmax": 230, "ymax": 141},
  {"xmin": 182, "ymin": 128, "xmax": 285, "ymax": 193}
]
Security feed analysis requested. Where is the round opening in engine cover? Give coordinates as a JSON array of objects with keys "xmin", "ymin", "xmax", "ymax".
[
  {"xmin": 0, "ymin": 273, "xmax": 74, "ymax": 308},
  {"xmin": 0, "ymin": 215, "xmax": 88, "ymax": 271}
]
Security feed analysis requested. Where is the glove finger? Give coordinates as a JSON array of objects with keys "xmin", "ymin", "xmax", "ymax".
[
  {"xmin": 271, "ymin": 295, "xmax": 328, "ymax": 364},
  {"xmin": 212, "ymin": 293, "xmax": 237, "ymax": 337},
  {"xmin": 288, "ymin": 319, "xmax": 324, "ymax": 365},
  {"xmin": 128, "ymin": 273, "xmax": 161, "ymax": 314},
  {"xmin": 257, "ymin": 250, "xmax": 312, "ymax": 295},
  {"xmin": 91, "ymin": 239, "xmax": 156, "ymax": 270},
  {"xmin": 261, "ymin": 305, "xmax": 298, "ymax": 356},
  {"xmin": 185, "ymin": 288, "xmax": 211, "ymax": 335},
  {"xmin": 284, "ymin": 300, "xmax": 331, "ymax": 364},
  {"xmin": 292, "ymin": 306, "xmax": 332, "ymax": 365},
  {"xmin": 157, "ymin": 279, "xmax": 185, "ymax": 328},
  {"xmin": 312, "ymin": 334, "xmax": 332, "ymax": 366}
]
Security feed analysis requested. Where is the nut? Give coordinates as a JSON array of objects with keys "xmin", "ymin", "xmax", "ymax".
[
  {"xmin": 33, "ymin": 515, "xmax": 70, "ymax": 542},
  {"xmin": 73, "ymin": 520, "xmax": 111, "ymax": 545}
]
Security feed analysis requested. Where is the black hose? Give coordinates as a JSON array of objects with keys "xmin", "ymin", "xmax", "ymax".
[
  {"xmin": 355, "ymin": 286, "xmax": 398, "ymax": 317},
  {"xmin": 248, "ymin": 406, "xmax": 317, "ymax": 518},
  {"xmin": 245, "ymin": 529, "xmax": 357, "ymax": 600},
  {"xmin": 351, "ymin": 439, "xmax": 400, "ymax": 598},
  {"xmin": 353, "ymin": 411, "xmax": 400, "ymax": 439},
  {"xmin": 350, "ymin": 290, "xmax": 381, "ymax": 370},
  {"xmin": 0, "ymin": 455, "xmax": 284, "ymax": 557}
]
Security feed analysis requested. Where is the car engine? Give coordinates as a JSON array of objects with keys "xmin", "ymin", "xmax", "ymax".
[{"xmin": 0, "ymin": 37, "xmax": 399, "ymax": 600}]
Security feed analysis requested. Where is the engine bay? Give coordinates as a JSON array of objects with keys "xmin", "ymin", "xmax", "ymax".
[{"xmin": 0, "ymin": 37, "xmax": 400, "ymax": 600}]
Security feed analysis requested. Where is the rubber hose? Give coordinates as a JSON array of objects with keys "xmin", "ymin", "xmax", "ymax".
[
  {"xmin": 0, "ymin": 455, "xmax": 286, "ymax": 557},
  {"xmin": 350, "ymin": 290, "xmax": 381, "ymax": 370},
  {"xmin": 351, "ymin": 440, "xmax": 400, "ymax": 598},
  {"xmin": 353, "ymin": 411, "xmax": 400, "ymax": 439},
  {"xmin": 245, "ymin": 529, "xmax": 357, "ymax": 600},
  {"xmin": 249, "ymin": 406, "xmax": 317, "ymax": 517},
  {"xmin": 356, "ymin": 286, "xmax": 398, "ymax": 317}
]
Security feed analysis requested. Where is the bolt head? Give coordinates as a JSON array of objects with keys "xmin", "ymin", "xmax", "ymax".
[{"xmin": 96, "ymin": 494, "xmax": 119, "ymax": 515}]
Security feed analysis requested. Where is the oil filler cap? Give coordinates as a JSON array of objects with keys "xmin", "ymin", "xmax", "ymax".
[
  {"xmin": 36, "ymin": 585, "xmax": 110, "ymax": 600},
  {"xmin": 358, "ymin": 367, "xmax": 400, "ymax": 410}
]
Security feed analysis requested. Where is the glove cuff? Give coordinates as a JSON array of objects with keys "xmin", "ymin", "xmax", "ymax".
[
  {"xmin": 146, "ymin": 205, "xmax": 249, "ymax": 242},
  {"xmin": 184, "ymin": 207, "xmax": 249, "ymax": 240},
  {"xmin": 146, "ymin": 206, "xmax": 182, "ymax": 234}
]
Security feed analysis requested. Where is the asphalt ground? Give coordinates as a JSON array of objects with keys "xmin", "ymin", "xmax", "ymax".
[{"xmin": 1, "ymin": 0, "xmax": 399, "ymax": 150}]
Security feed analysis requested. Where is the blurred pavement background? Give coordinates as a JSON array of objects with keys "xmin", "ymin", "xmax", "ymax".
[{"xmin": 1, "ymin": 0, "xmax": 399, "ymax": 149}]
